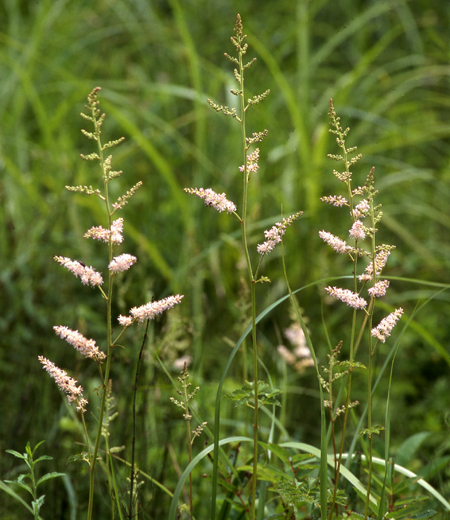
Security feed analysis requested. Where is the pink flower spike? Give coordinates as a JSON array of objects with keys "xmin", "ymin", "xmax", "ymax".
[
  {"xmin": 184, "ymin": 188, "xmax": 237, "ymax": 213},
  {"xmin": 38, "ymin": 356, "xmax": 88, "ymax": 413},
  {"xmin": 352, "ymin": 199, "xmax": 370, "ymax": 218},
  {"xmin": 84, "ymin": 218, "xmax": 124, "ymax": 244},
  {"xmin": 54, "ymin": 326, "xmax": 106, "ymax": 360},
  {"xmin": 368, "ymin": 280, "xmax": 389, "ymax": 298},
  {"xmin": 371, "ymin": 308, "xmax": 404, "ymax": 343},
  {"xmin": 118, "ymin": 315, "xmax": 133, "ymax": 327},
  {"xmin": 349, "ymin": 220, "xmax": 366, "ymax": 240},
  {"xmin": 320, "ymin": 195, "xmax": 348, "ymax": 207},
  {"xmin": 109, "ymin": 254, "xmax": 137, "ymax": 273},
  {"xmin": 130, "ymin": 294, "xmax": 184, "ymax": 323},
  {"xmin": 54, "ymin": 256, "xmax": 103, "ymax": 286},
  {"xmin": 257, "ymin": 212, "xmax": 302, "ymax": 255},
  {"xmin": 319, "ymin": 231, "xmax": 352, "ymax": 254},
  {"xmin": 325, "ymin": 286, "xmax": 367, "ymax": 309}
]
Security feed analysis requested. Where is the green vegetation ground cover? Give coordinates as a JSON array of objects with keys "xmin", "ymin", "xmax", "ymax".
[{"xmin": 1, "ymin": 1, "xmax": 450, "ymax": 518}]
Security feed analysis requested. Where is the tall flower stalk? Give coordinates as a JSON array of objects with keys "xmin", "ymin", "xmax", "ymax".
[
  {"xmin": 39, "ymin": 88, "xmax": 183, "ymax": 519},
  {"xmin": 186, "ymin": 15, "xmax": 300, "ymax": 520},
  {"xmin": 321, "ymin": 100, "xmax": 402, "ymax": 518}
]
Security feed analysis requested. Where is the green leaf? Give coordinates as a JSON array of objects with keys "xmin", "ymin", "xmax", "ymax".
[
  {"xmin": 4, "ymin": 479, "xmax": 33, "ymax": 496},
  {"xmin": 67, "ymin": 452, "xmax": 90, "ymax": 465},
  {"xmin": 36, "ymin": 472, "xmax": 66, "ymax": 488},
  {"xmin": 32, "ymin": 494, "xmax": 45, "ymax": 514},
  {"xmin": 223, "ymin": 381, "xmax": 282, "ymax": 408},
  {"xmin": 34, "ymin": 455, "xmax": 53, "ymax": 464},
  {"xmin": 5, "ymin": 449, "xmax": 27, "ymax": 460},
  {"xmin": 395, "ymin": 432, "xmax": 431, "ymax": 468}
]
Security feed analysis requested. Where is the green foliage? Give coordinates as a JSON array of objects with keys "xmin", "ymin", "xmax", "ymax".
[
  {"xmin": 3, "ymin": 441, "xmax": 65, "ymax": 519},
  {"xmin": 224, "ymin": 380, "xmax": 283, "ymax": 408}
]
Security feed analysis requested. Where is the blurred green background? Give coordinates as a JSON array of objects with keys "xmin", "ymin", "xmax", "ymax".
[{"xmin": 1, "ymin": 0, "xmax": 450, "ymax": 517}]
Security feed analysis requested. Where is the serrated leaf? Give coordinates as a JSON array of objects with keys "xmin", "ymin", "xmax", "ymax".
[{"xmin": 32, "ymin": 494, "xmax": 45, "ymax": 513}]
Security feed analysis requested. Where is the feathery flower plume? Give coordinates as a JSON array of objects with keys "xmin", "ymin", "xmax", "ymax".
[
  {"xmin": 320, "ymin": 195, "xmax": 348, "ymax": 207},
  {"xmin": 54, "ymin": 326, "xmax": 106, "ymax": 360},
  {"xmin": 118, "ymin": 315, "xmax": 133, "ymax": 327},
  {"xmin": 84, "ymin": 218, "xmax": 124, "ymax": 244},
  {"xmin": 109, "ymin": 254, "xmax": 137, "ymax": 273},
  {"xmin": 319, "ymin": 231, "xmax": 352, "ymax": 254},
  {"xmin": 184, "ymin": 188, "xmax": 237, "ymax": 213},
  {"xmin": 325, "ymin": 286, "xmax": 367, "ymax": 309},
  {"xmin": 349, "ymin": 220, "xmax": 366, "ymax": 241},
  {"xmin": 371, "ymin": 308, "xmax": 404, "ymax": 343},
  {"xmin": 257, "ymin": 211, "xmax": 303, "ymax": 255},
  {"xmin": 368, "ymin": 280, "xmax": 389, "ymax": 298},
  {"xmin": 38, "ymin": 356, "xmax": 88, "ymax": 413},
  {"xmin": 359, "ymin": 249, "xmax": 391, "ymax": 282},
  {"xmin": 130, "ymin": 294, "xmax": 184, "ymax": 323},
  {"xmin": 54, "ymin": 256, "xmax": 103, "ymax": 286}
]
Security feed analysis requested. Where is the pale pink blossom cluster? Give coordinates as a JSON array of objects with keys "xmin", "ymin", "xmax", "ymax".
[
  {"xmin": 325, "ymin": 286, "xmax": 367, "ymax": 309},
  {"xmin": 257, "ymin": 212, "xmax": 302, "ymax": 255},
  {"xmin": 84, "ymin": 218, "xmax": 124, "ymax": 244},
  {"xmin": 38, "ymin": 356, "xmax": 88, "ymax": 413},
  {"xmin": 118, "ymin": 294, "xmax": 184, "ymax": 325},
  {"xmin": 352, "ymin": 199, "xmax": 370, "ymax": 218},
  {"xmin": 359, "ymin": 249, "xmax": 391, "ymax": 282},
  {"xmin": 319, "ymin": 231, "xmax": 352, "ymax": 254},
  {"xmin": 108, "ymin": 254, "xmax": 137, "ymax": 273},
  {"xmin": 184, "ymin": 187, "xmax": 237, "ymax": 213},
  {"xmin": 349, "ymin": 220, "xmax": 365, "ymax": 240},
  {"xmin": 54, "ymin": 256, "xmax": 103, "ymax": 286},
  {"xmin": 371, "ymin": 308, "xmax": 404, "ymax": 343},
  {"xmin": 368, "ymin": 280, "xmax": 389, "ymax": 298},
  {"xmin": 320, "ymin": 195, "xmax": 348, "ymax": 207},
  {"xmin": 53, "ymin": 326, "xmax": 106, "ymax": 360},
  {"xmin": 239, "ymin": 148, "xmax": 260, "ymax": 174}
]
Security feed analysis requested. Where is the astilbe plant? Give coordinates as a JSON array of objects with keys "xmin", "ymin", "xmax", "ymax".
[
  {"xmin": 185, "ymin": 14, "xmax": 301, "ymax": 520},
  {"xmin": 318, "ymin": 99, "xmax": 404, "ymax": 518},
  {"xmin": 38, "ymin": 87, "xmax": 183, "ymax": 519}
]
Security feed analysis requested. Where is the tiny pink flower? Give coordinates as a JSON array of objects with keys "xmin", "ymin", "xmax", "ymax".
[
  {"xmin": 325, "ymin": 286, "xmax": 367, "ymax": 309},
  {"xmin": 368, "ymin": 280, "xmax": 389, "ymax": 298},
  {"xmin": 349, "ymin": 220, "xmax": 365, "ymax": 240},
  {"xmin": 109, "ymin": 254, "xmax": 137, "ymax": 273},
  {"xmin": 38, "ymin": 356, "xmax": 88, "ymax": 413},
  {"xmin": 54, "ymin": 256, "xmax": 103, "ymax": 286},
  {"xmin": 371, "ymin": 308, "xmax": 403, "ymax": 343},
  {"xmin": 54, "ymin": 326, "xmax": 106, "ymax": 360},
  {"xmin": 118, "ymin": 315, "xmax": 133, "ymax": 327},
  {"xmin": 184, "ymin": 188, "xmax": 237, "ymax": 213},
  {"xmin": 319, "ymin": 231, "xmax": 352, "ymax": 254}
]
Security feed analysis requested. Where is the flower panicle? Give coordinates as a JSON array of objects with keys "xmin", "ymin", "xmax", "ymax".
[
  {"xmin": 184, "ymin": 187, "xmax": 237, "ymax": 214},
  {"xmin": 109, "ymin": 254, "xmax": 137, "ymax": 273},
  {"xmin": 257, "ymin": 211, "xmax": 303, "ymax": 255},
  {"xmin": 53, "ymin": 326, "xmax": 106, "ymax": 361},
  {"xmin": 84, "ymin": 218, "xmax": 124, "ymax": 244},
  {"xmin": 38, "ymin": 356, "xmax": 88, "ymax": 413},
  {"xmin": 325, "ymin": 286, "xmax": 367, "ymax": 309},
  {"xmin": 54, "ymin": 256, "xmax": 103, "ymax": 286},
  {"xmin": 118, "ymin": 294, "xmax": 184, "ymax": 326},
  {"xmin": 371, "ymin": 308, "xmax": 404, "ymax": 343},
  {"xmin": 319, "ymin": 231, "xmax": 353, "ymax": 254}
]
